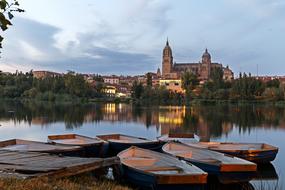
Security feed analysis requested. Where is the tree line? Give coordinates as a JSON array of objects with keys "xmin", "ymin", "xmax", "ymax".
[
  {"xmin": 1, "ymin": 68, "xmax": 284, "ymax": 103},
  {"xmin": 0, "ymin": 71, "xmax": 105, "ymax": 101},
  {"xmin": 131, "ymin": 68, "xmax": 285, "ymax": 104}
]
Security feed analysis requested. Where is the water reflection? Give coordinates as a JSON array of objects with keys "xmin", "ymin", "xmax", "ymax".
[
  {"xmin": 1, "ymin": 101, "xmax": 285, "ymax": 140},
  {"xmin": 0, "ymin": 101, "xmax": 283, "ymax": 189}
]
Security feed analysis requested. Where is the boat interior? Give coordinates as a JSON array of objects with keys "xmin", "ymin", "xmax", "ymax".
[
  {"xmin": 0, "ymin": 139, "xmax": 78, "ymax": 151},
  {"xmin": 163, "ymin": 142, "xmax": 257, "ymax": 168},
  {"xmin": 97, "ymin": 134, "xmax": 152, "ymax": 143},
  {"xmin": 48, "ymin": 134, "xmax": 102, "ymax": 145},
  {"xmin": 119, "ymin": 146, "xmax": 204, "ymax": 175}
]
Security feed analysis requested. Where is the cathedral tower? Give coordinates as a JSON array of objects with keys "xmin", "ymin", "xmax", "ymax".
[
  {"xmin": 200, "ymin": 48, "xmax": 212, "ymax": 80},
  {"xmin": 162, "ymin": 39, "xmax": 173, "ymax": 76}
]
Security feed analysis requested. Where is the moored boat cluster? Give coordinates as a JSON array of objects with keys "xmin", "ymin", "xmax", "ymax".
[{"xmin": 0, "ymin": 133, "xmax": 278, "ymax": 189}]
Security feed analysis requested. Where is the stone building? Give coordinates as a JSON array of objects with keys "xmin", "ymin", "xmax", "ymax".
[
  {"xmin": 32, "ymin": 71, "xmax": 62, "ymax": 79},
  {"xmin": 161, "ymin": 39, "xmax": 234, "ymax": 81},
  {"xmin": 159, "ymin": 79, "xmax": 184, "ymax": 93},
  {"xmin": 103, "ymin": 75, "xmax": 120, "ymax": 85}
]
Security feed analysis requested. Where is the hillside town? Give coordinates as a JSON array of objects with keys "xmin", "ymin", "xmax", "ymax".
[{"xmin": 26, "ymin": 40, "xmax": 285, "ymax": 99}]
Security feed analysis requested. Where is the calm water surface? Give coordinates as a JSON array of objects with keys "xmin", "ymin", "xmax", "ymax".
[{"xmin": 0, "ymin": 101, "xmax": 284, "ymax": 189}]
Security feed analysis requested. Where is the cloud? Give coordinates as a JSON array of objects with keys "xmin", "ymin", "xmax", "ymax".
[
  {"xmin": 0, "ymin": 17, "xmax": 158, "ymax": 74},
  {"xmin": 40, "ymin": 47, "xmax": 155, "ymax": 75},
  {"xmin": 0, "ymin": 0, "xmax": 284, "ymax": 76},
  {"xmin": 19, "ymin": 41, "xmax": 47, "ymax": 61}
]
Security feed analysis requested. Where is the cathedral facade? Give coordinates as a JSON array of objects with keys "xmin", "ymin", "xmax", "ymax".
[{"xmin": 161, "ymin": 40, "xmax": 234, "ymax": 81}]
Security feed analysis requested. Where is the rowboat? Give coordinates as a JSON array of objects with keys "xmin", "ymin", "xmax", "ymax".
[
  {"xmin": 163, "ymin": 142, "xmax": 257, "ymax": 173},
  {"xmin": 157, "ymin": 133, "xmax": 196, "ymax": 142},
  {"xmin": 183, "ymin": 141, "xmax": 278, "ymax": 163},
  {"xmin": 118, "ymin": 146, "xmax": 207, "ymax": 189},
  {"xmin": 48, "ymin": 134, "xmax": 104, "ymax": 157},
  {"xmin": 0, "ymin": 139, "xmax": 82, "ymax": 156},
  {"xmin": 97, "ymin": 134, "xmax": 164, "ymax": 155}
]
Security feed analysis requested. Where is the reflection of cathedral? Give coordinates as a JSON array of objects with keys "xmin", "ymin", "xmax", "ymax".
[{"xmin": 161, "ymin": 39, "xmax": 234, "ymax": 81}]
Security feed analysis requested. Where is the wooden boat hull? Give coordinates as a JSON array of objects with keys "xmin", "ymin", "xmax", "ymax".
[
  {"xmin": 81, "ymin": 143, "xmax": 104, "ymax": 157},
  {"xmin": 97, "ymin": 134, "xmax": 164, "ymax": 156},
  {"xmin": 120, "ymin": 164, "xmax": 156, "ymax": 188},
  {"xmin": 214, "ymin": 148, "xmax": 278, "ymax": 163},
  {"xmin": 118, "ymin": 146, "xmax": 207, "ymax": 188},
  {"xmin": 181, "ymin": 142, "xmax": 278, "ymax": 164},
  {"xmin": 108, "ymin": 140, "xmax": 164, "ymax": 155},
  {"xmin": 162, "ymin": 142, "xmax": 257, "ymax": 184},
  {"xmin": 187, "ymin": 160, "xmax": 256, "ymax": 184},
  {"xmin": 121, "ymin": 164, "xmax": 205, "ymax": 190}
]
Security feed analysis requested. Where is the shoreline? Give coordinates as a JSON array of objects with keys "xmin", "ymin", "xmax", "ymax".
[{"xmin": 1, "ymin": 97, "xmax": 285, "ymax": 106}]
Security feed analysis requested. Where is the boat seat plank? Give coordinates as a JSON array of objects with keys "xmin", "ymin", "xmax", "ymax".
[
  {"xmin": 137, "ymin": 165, "xmax": 182, "ymax": 172},
  {"xmin": 51, "ymin": 139, "xmax": 99, "ymax": 145}
]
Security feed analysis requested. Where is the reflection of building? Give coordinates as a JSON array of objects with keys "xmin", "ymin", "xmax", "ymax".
[
  {"xmin": 161, "ymin": 39, "xmax": 234, "ymax": 81},
  {"xmin": 158, "ymin": 106, "xmax": 186, "ymax": 134}
]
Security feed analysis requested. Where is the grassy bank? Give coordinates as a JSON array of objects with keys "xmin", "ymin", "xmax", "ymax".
[{"xmin": 0, "ymin": 175, "xmax": 133, "ymax": 190}]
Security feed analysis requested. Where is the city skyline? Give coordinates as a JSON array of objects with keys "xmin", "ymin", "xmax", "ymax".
[{"xmin": 0, "ymin": 0, "xmax": 284, "ymax": 76}]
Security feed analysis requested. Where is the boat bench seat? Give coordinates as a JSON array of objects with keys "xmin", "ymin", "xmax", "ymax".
[
  {"xmin": 138, "ymin": 165, "xmax": 183, "ymax": 172},
  {"xmin": 122, "ymin": 157, "xmax": 157, "ymax": 167}
]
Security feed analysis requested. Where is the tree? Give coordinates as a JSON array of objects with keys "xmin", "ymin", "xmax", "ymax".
[
  {"xmin": 93, "ymin": 74, "xmax": 104, "ymax": 82},
  {"xmin": 64, "ymin": 73, "xmax": 88, "ymax": 97},
  {"xmin": 231, "ymin": 73, "xmax": 265, "ymax": 100},
  {"xmin": 131, "ymin": 80, "xmax": 143, "ymax": 99},
  {"xmin": 181, "ymin": 71, "xmax": 199, "ymax": 91},
  {"xmin": 0, "ymin": 0, "xmax": 24, "ymax": 50},
  {"xmin": 181, "ymin": 71, "xmax": 199, "ymax": 102},
  {"xmin": 146, "ymin": 73, "xmax": 152, "ymax": 87},
  {"xmin": 266, "ymin": 79, "xmax": 280, "ymax": 88},
  {"xmin": 210, "ymin": 67, "xmax": 224, "ymax": 90}
]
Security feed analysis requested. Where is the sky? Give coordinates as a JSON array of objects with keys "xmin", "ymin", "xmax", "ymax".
[{"xmin": 0, "ymin": 0, "xmax": 284, "ymax": 76}]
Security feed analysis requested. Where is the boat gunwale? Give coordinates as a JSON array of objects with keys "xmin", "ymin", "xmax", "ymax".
[
  {"xmin": 97, "ymin": 133, "xmax": 160, "ymax": 145},
  {"xmin": 185, "ymin": 142, "xmax": 278, "ymax": 154},
  {"xmin": 0, "ymin": 138, "xmax": 82, "ymax": 152},
  {"xmin": 47, "ymin": 134, "xmax": 104, "ymax": 147}
]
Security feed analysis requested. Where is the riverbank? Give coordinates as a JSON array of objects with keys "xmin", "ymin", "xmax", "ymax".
[
  {"xmin": 130, "ymin": 98, "xmax": 285, "ymax": 106},
  {"xmin": 0, "ymin": 175, "xmax": 132, "ymax": 190},
  {"xmin": 2, "ymin": 97, "xmax": 285, "ymax": 106}
]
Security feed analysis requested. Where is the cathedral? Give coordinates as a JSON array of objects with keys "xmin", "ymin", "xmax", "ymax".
[{"xmin": 160, "ymin": 39, "xmax": 234, "ymax": 81}]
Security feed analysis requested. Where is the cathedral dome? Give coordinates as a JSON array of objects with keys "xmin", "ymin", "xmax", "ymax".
[{"xmin": 202, "ymin": 48, "xmax": 211, "ymax": 59}]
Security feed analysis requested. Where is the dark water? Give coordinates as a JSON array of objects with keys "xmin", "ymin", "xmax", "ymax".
[{"xmin": 0, "ymin": 101, "xmax": 283, "ymax": 189}]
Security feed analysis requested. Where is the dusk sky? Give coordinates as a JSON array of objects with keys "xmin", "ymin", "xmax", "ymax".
[{"xmin": 0, "ymin": 0, "xmax": 284, "ymax": 76}]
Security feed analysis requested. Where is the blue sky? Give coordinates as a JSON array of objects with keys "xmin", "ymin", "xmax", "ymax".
[{"xmin": 0, "ymin": 0, "xmax": 284, "ymax": 76}]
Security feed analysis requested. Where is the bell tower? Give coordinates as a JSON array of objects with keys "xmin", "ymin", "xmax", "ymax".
[{"xmin": 162, "ymin": 39, "xmax": 173, "ymax": 76}]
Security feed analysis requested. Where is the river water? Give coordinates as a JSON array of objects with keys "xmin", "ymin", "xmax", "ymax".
[{"xmin": 0, "ymin": 101, "xmax": 283, "ymax": 189}]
